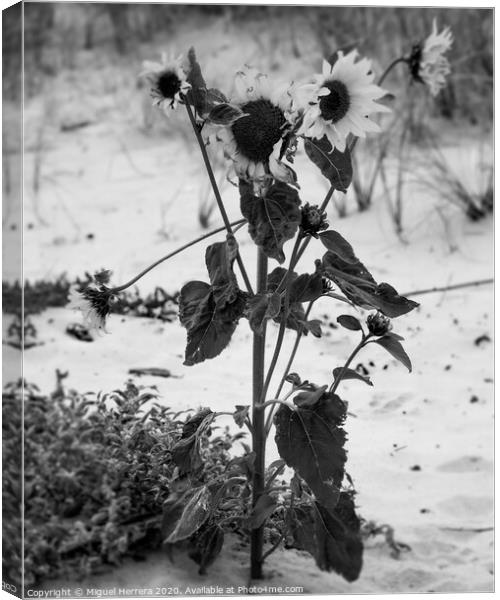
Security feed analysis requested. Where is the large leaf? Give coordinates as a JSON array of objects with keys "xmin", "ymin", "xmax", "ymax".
[
  {"xmin": 246, "ymin": 292, "xmax": 281, "ymax": 334},
  {"xmin": 165, "ymin": 486, "xmax": 212, "ymax": 544},
  {"xmin": 240, "ymin": 181, "xmax": 301, "ymax": 263},
  {"xmin": 289, "ymin": 272, "xmax": 324, "ymax": 304},
  {"xmin": 179, "ymin": 283, "xmax": 241, "ymax": 366},
  {"xmin": 288, "ymin": 494, "xmax": 363, "ymax": 582},
  {"xmin": 185, "ymin": 47, "xmax": 208, "ymax": 115},
  {"xmin": 322, "ymin": 252, "xmax": 419, "ymax": 318},
  {"xmin": 205, "ymin": 237, "xmax": 245, "ymax": 312},
  {"xmin": 319, "ymin": 230, "xmax": 358, "ymax": 264},
  {"xmin": 266, "ymin": 267, "xmax": 310, "ymax": 334},
  {"xmin": 304, "ymin": 137, "xmax": 352, "ymax": 192},
  {"xmin": 187, "ymin": 523, "xmax": 225, "ymax": 575},
  {"xmin": 274, "ymin": 392, "xmax": 347, "ymax": 510},
  {"xmin": 179, "ymin": 239, "xmax": 246, "ymax": 365}
]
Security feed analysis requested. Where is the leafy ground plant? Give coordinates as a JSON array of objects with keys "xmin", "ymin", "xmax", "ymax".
[
  {"xmin": 69, "ymin": 27, "xmax": 453, "ymax": 581},
  {"xmin": 3, "ymin": 378, "xmax": 250, "ymax": 587}
]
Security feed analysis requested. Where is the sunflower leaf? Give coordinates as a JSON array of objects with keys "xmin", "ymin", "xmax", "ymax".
[
  {"xmin": 374, "ymin": 335, "xmax": 412, "ymax": 372},
  {"xmin": 179, "ymin": 239, "xmax": 246, "ymax": 366},
  {"xmin": 304, "ymin": 137, "xmax": 353, "ymax": 192},
  {"xmin": 287, "ymin": 494, "xmax": 363, "ymax": 581},
  {"xmin": 274, "ymin": 392, "xmax": 347, "ymax": 510},
  {"xmin": 185, "ymin": 47, "xmax": 208, "ymax": 115},
  {"xmin": 289, "ymin": 272, "xmax": 324, "ymax": 304},
  {"xmin": 322, "ymin": 252, "xmax": 419, "ymax": 318},
  {"xmin": 240, "ymin": 181, "xmax": 301, "ymax": 263},
  {"xmin": 332, "ymin": 367, "xmax": 373, "ymax": 386},
  {"xmin": 246, "ymin": 292, "xmax": 282, "ymax": 334},
  {"xmin": 187, "ymin": 523, "xmax": 225, "ymax": 575}
]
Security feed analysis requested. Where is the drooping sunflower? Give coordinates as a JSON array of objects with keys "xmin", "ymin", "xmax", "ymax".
[
  {"xmin": 297, "ymin": 51, "xmax": 390, "ymax": 152},
  {"xmin": 409, "ymin": 20, "xmax": 453, "ymax": 96},
  {"xmin": 67, "ymin": 284, "xmax": 115, "ymax": 333},
  {"xmin": 141, "ymin": 52, "xmax": 191, "ymax": 114},
  {"xmin": 211, "ymin": 67, "xmax": 297, "ymax": 187}
]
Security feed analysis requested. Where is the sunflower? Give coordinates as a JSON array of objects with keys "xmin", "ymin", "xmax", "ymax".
[
  {"xmin": 297, "ymin": 51, "xmax": 390, "ymax": 152},
  {"xmin": 211, "ymin": 67, "xmax": 296, "ymax": 188},
  {"xmin": 410, "ymin": 20, "xmax": 453, "ymax": 96},
  {"xmin": 141, "ymin": 52, "xmax": 190, "ymax": 114},
  {"xmin": 67, "ymin": 284, "xmax": 115, "ymax": 333}
]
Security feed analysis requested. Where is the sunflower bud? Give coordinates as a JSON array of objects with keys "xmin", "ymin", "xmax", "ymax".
[
  {"xmin": 300, "ymin": 203, "xmax": 329, "ymax": 236},
  {"xmin": 366, "ymin": 312, "xmax": 392, "ymax": 337},
  {"xmin": 321, "ymin": 277, "xmax": 333, "ymax": 294}
]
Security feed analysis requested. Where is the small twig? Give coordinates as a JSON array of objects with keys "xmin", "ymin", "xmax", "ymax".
[
  {"xmin": 440, "ymin": 526, "xmax": 493, "ymax": 533},
  {"xmin": 403, "ymin": 278, "xmax": 493, "ymax": 298}
]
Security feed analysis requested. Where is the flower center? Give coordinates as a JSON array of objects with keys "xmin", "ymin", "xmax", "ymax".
[
  {"xmin": 319, "ymin": 80, "xmax": 350, "ymax": 123},
  {"xmin": 157, "ymin": 71, "xmax": 182, "ymax": 99},
  {"xmin": 84, "ymin": 287, "xmax": 112, "ymax": 321},
  {"xmin": 231, "ymin": 99, "xmax": 286, "ymax": 163}
]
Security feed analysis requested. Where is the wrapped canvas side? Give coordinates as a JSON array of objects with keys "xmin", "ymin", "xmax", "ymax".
[{"xmin": 3, "ymin": 2, "xmax": 23, "ymax": 598}]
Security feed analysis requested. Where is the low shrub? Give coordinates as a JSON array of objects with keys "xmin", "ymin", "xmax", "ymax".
[{"xmin": 2, "ymin": 379, "xmax": 242, "ymax": 586}]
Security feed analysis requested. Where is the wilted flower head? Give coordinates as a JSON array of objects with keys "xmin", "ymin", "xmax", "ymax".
[
  {"xmin": 297, "ymin": 50, "xmax": 390, "ymax": 152},
  {"xmin": 141, "ymin": 51, "xmax": 190, "ymax": 114},
  {"xmin": 67, "ymin": 284, "xmax": 115, "ymax": 333},
  {"xmin": 366, "ymin": 312, "xmax": 392, "ymax": 337},
  {"xmin": 409, "ymin": 20, "xmax": 453, "ymax": 96},
  {"xmin": 300, "ymin": 203, "xmax": 329, "ymax": 236},
  {"xmin": 210, "ymin": 67, "xmax": 297, "ymax": 190}
]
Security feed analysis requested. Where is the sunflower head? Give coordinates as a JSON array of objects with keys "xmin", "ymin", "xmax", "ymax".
[
  {"xmin": 67, "ymin": 284, "xmax": 115, "ymax": 333},
  {"xmin": 142, "ymin": 52, "xmax": 191, "ymax": 113},
  {"xmin": 300, "ymin": 203, "xmax": 329, "ymax": 237},
  {"xmin": 298, "ymin": 51, "xmax": 390, "ymax": 152},
  {"xmin": 231, "ymin": 99, "xmax": 287, "ymax": 163},
  {"xmin": 210, "ymin": 67, "xmax": 297, "ymax": 191},
  {"xmin": 408, "ymin": 21, "xmax": 453, "ymax": 96}
]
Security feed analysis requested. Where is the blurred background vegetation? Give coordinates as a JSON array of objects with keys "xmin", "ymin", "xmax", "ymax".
[
  {"xmin": 2, "ymin": 4, "xmax": 493, "ymax": 236},
  {"xmin": 3, "ymin": 3, "xmax": 493, "ymax": 123}
]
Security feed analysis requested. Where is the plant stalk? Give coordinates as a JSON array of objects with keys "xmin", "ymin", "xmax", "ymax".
[
  {"xmin": 250, "ymin": 248, "xmax": 268, "ymax": 580},
  {"xmin": 183, "ymin": 100, "xmax": 254, "ymax": 295},
  {"xmin": 109, "ymin": 219, "xmax": 246, "ymax": 294},
  {"xmin": 330, "ymin": 334, "xmax": 372, "ymax": 395}
]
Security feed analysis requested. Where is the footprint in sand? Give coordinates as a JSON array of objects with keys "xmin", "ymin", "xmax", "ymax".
[
  {"xmin": 435, "ymin": 494, "xmax": 493, "ymax": 525},
  {"xmin": 370, "ymin": 392, "xmax": 414, "ymax": 414},
  {"xmin": 437, "ymin": 455, "xmax": 493, "ymax": 473}
]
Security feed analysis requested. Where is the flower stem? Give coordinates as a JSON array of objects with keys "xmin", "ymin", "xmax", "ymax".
[
  {"xmin": 259, "ymin": 234, "xmax": 302, "ymax": 407},
  {"xmin": 109, "ymin": 219, "xmax": 246, "ymax": 294},
  {"xmin": 329, "ymin": 333, "xmax": 372, "ymax": 395},
  {"xmin": 183, "ymin": 100, "xmax": 254, "ymax": 295},
  {"xmin": 378, "ymin": 56, "xmax": 409, "ymax": 87},
  {"xmin": 250, "ymin": 248, "xmax": 268, "ymax": 580},
  {"xmin": 264, "ymin": 301, "xmax": 314, "ymax": 435}
]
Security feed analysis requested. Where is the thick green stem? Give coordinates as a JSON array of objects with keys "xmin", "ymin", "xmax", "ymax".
[
  {"xmin": 250, "ymin": 248, "xmax": 268, "ymax": 580},
  {"xmin": 183, "ymin": 100, "xmax": 254, "ymax": 295}
]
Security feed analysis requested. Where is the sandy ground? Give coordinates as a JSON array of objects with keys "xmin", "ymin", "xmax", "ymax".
[{"xmin": 3, "ymin": 65, "xmax": 494, "ymax": 594}]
